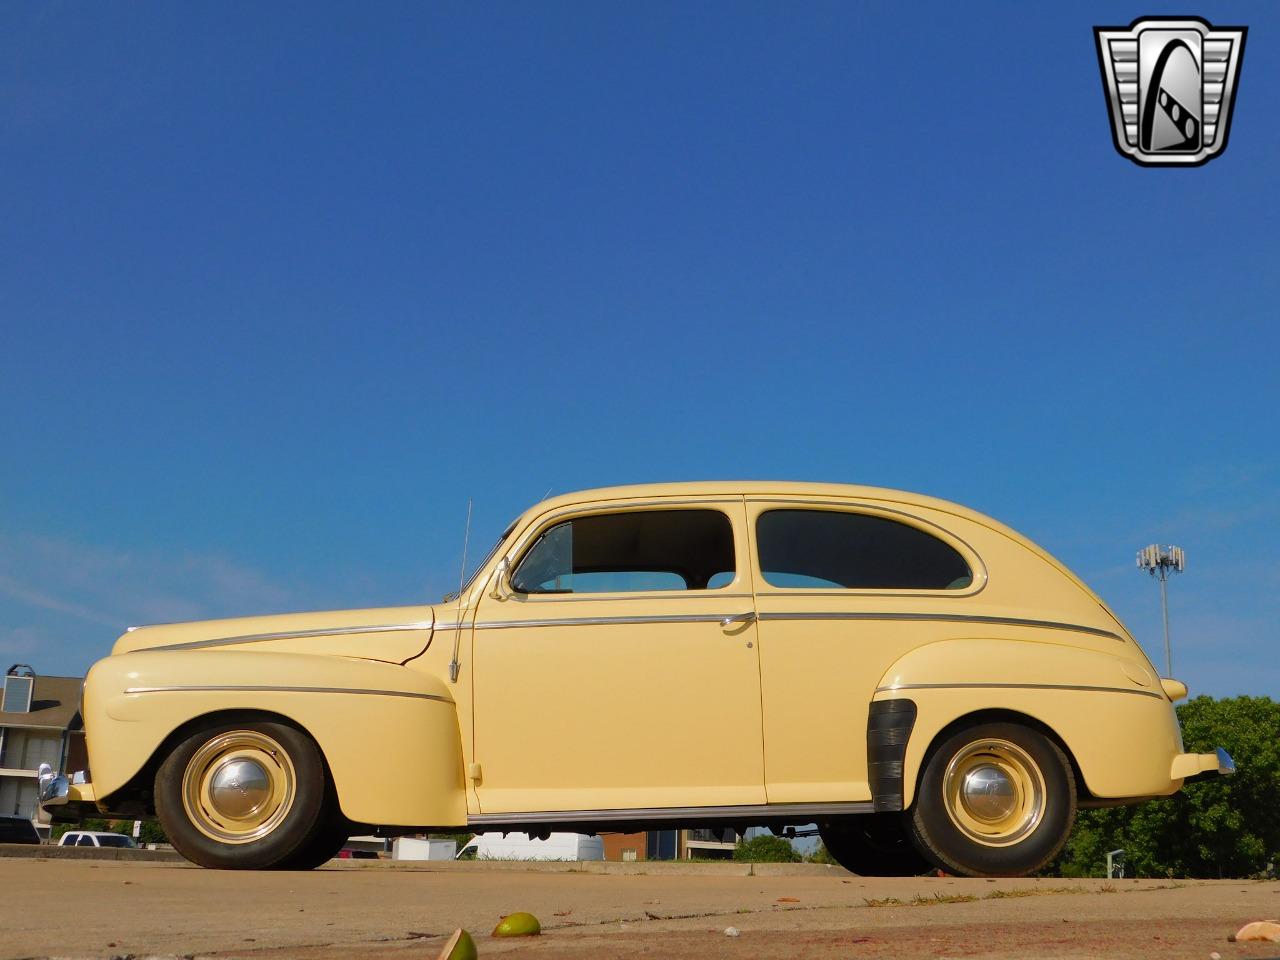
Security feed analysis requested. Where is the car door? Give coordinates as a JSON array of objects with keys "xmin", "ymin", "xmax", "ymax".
[
  {"xmin": 746, "ymin": 498, "xmax": 982, "ymax": 804},
  {"xmin": 471, "ymin": 497, "xmax": 765, "ymax": 815}
]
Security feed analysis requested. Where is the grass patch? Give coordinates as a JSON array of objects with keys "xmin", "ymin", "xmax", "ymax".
[
  {"xmin": 914, "ymin": 892, "xmax": 978, "ymax": 905},
  {"xmin": 865, "ymin": 886, "xmax": 1101, "ymax": 909},
  {"xmin": 984, "ymin": 886, "xmax": 1089, "ymax": 899}
]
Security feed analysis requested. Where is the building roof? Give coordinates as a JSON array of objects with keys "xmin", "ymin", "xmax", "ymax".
[{"xmin": 0, "ymin": 674, "xmax": 82, "ymax": 731}]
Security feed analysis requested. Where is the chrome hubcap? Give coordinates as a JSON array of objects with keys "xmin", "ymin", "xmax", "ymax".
[
  {"xmin": 208, "ymin": 758, "xmax": 272, "ymax": 820},
  {"xmin": 942, "ymin": 738, "xmax": 1046, "ymax": 847},
  {"xmin": 961, "ymin": 764, "xmax": 1018, "ymax": 821},
  {"xmin": 181, "ymin": 730, "xmax": 296, "ymax": 844}
]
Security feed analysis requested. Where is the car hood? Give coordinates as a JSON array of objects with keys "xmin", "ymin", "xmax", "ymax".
[{"xmin": 110, "ymin": 605, "xmax": 436, "ymax": 664}]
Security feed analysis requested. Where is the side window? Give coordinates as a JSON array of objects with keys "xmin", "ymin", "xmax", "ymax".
[
  {"xmin": 76, "ymin": 834, "xmax": 96, "ymax": 846},
  {"xmin": 62, "ymin": 833, "xmax": 79, "ymax": 846},
  {"xmin": 756, "ymin": 509, "xmax": 972, "ymax": 590},
  {"xmin": 511, "ymin": 509, "xmax": 736, "ymax": 594}
]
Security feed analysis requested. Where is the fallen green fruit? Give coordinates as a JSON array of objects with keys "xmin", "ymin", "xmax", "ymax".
[
  {"xmin": 437, "ymin": 928, "xmax": 477, "ymax": 960},
  {"xmin": 492, "ymin": 912, "xmax": 542, "ymax": 937}
]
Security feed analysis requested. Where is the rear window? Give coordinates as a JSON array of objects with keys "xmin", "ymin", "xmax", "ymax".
[{"xmin": 756, "ymin": 509, "xmax": 972, "ymax": 590}]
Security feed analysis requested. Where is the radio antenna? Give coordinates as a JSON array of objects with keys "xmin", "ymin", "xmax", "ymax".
[{"xmin": 448, "ymin": 498, "xmax": 472, "ymax": 683}]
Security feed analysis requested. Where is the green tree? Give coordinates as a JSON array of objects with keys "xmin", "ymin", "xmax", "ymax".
[
  {"xmin": 137, "ymin": 820, "xmax": 168, "ymax": 845},
  {"xmin": 807, "ymin": 841, "xmax": 837, "ymax": 865},
  {"xmin": 1051, "ymin": 696, "xmax": 1280, "ymax": 878},
  {"xmin": 733, "ymin": 833, "xmax": 801, "ymax": 863}
]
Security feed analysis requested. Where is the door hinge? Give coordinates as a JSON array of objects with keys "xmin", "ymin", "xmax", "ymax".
[{"xmin": 467, "ymin": 762, "xmax": 483, "ymax": 782}]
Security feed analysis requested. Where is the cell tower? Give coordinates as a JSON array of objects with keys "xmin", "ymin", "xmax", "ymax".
[{"xmin": 1136, "ymin": 544, "xmax": 1185, "ymax": 678}]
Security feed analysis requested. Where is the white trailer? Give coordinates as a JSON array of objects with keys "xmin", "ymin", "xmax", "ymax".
[
  {"xmin": 392, "ymin": 837, "xmax": 458, "ymax": 861},
  {"xmin": 455, "ymin": 832, "xmax": 604, "ymax": 861}
]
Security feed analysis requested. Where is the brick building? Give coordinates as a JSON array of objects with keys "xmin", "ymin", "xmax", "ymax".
[{"xmin": 600, "ymin": 828, "xmax": 739, "ymax": 861}]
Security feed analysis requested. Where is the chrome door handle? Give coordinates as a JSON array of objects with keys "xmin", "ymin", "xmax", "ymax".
[{"xmin": 720, "ymin": 611, "xmax": 757, "ymax": 627}]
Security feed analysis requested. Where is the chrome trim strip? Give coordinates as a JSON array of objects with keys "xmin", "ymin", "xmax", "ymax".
[
  {"xmin": 509, "ymin": 592, "xmax": 755, "ymax": 604},
  {"xmin": 463, "ymin": 610, "xmax": 1122, "ymax": 641},
  {"xmin": 145, "ymin": 621, "xmax": 434, "ymax": 652},
  {"xmin": 876, "ymin": 682, "xmax": 1163, "ymax": 700},
  {"xmin": 474, "ymin": 613, "xmax": 736, "ymax": 631},
  {"xmin": 123, "ymin": 684, "xmax": 453, "ymax": 703},
  {"xmin": 468, "ymin": 800, "xmax": 875, "ymax": 826},
  {"xmin": 758, "ymin": 612, "xmax": 1124, "ymax": 642}
]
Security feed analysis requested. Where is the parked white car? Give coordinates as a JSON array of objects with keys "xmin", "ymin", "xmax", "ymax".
[
  {"xmin": 58, "ymin": 830, "xmax": 136, "ymax": 848},
  {"xmin": 456, "ymin": 832, "xmax": 604, "ymax": 861}
]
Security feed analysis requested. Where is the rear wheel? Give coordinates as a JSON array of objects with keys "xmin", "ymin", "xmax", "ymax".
[
  {"xmin": 819, "ymin": 813, "xmax": 932, "ymax": 876},
  {"xmin": 907, "ymin": 722, "xmax": 1076, "ymax": 877},
  {"xmin": 155, "ymin": 719, "xmax": 327, "ymax": 869}
]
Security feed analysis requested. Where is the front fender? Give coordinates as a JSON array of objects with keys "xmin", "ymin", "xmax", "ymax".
[
  {"xmin": 875, "ymin": 638, "xmax": 1184, "ymax": 806},
  {"xmin": 84, "ymin": 650, "xmax": 466, "ymax": 827}
]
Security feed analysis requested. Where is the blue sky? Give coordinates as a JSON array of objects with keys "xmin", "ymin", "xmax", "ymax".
[{"xmin": 2, "ymin": 3, "xmax": 1276, "ymax": 695}]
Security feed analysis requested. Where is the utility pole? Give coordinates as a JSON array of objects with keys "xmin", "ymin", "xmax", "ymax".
[{"xmin": 1136, "ymin": 544, "xmax": 1185, "ymax": 678}]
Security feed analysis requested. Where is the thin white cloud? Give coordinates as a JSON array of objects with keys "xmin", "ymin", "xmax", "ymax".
[
  {"xmin": 0, "ymin": 532, "xmax": 298, "ymax": 655},
  {"xmin": 0, "ymin": 572, "xmax": 119, "ymax": 627}
]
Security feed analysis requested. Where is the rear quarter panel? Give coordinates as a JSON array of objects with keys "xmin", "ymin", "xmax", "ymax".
[{"xmin": 879, "ymin": 638, "xmax": 1184, "ymax": 804}]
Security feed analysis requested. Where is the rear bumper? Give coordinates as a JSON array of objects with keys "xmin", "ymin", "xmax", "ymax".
[{"xmin": 1171, "ymin": 747, "xmax": 1236, "ymax": 781}]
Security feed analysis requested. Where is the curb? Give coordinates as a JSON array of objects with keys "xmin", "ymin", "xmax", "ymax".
[
  {"xmin": 0, "ymin": 843, "xmax": 185, "ymax": 862},
  {"xmin": 1, "ymin": 844, "xmax": 850, "ymax": 876}
]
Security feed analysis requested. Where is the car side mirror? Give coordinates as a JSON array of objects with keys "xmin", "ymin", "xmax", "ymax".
[{"xmin": 490, "ymin": 557, "xmax": 512, "ymax": 601}]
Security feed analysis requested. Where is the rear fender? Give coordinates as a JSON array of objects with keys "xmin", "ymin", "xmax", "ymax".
[{"xmin": 875, "ymin": 638, "xmax": 1183, "ymax": 807}]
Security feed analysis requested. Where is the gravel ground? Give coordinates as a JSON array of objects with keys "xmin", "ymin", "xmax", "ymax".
[{"xmin": 2, "ymin": 859, "xmax": 1278, "ymax": 960}]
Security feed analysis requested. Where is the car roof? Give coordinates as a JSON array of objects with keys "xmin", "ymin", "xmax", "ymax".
[{"xmin": 525, "ymin": 482, "xmax": 1019, "ymax": 542}]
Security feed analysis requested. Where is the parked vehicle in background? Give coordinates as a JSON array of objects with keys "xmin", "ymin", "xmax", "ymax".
[
  {"xmin": 0, "ymin": 817, "xmax": 41, "ymax": 844},
  {"xmin": 57, "ymin": 830, "xmax": 136, "ymax": 848},
  {"xmin": 456, "ymin": 832, "xmax": 604, "ymax": 861},
  {"xmin": 39, "ymin": 482, "xmax": 1235, "ymax": 877}
]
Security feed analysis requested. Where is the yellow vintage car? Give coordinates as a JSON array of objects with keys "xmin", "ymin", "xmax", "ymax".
[{"xmin": 39, "ymin": 482, "xmax": 1233, "ymax": 876}]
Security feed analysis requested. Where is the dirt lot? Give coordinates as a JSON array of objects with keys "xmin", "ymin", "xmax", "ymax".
[{"xmin": 2, "ymin": 858, "xmax": 1279, "ymax": 960}]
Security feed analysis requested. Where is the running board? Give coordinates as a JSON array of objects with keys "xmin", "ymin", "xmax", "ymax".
[{"xmin": 468, "ymin": 800, "xmax": 875, "ymax": 828}]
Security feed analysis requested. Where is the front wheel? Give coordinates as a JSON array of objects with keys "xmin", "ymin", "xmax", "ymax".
[
  {"xmin": 154, "ymin": 719, "xmax": 327, "ymax": 869},
  {"xmin": 907, "ymin": 722, "xmax": 1076, "ymax": 877}
]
